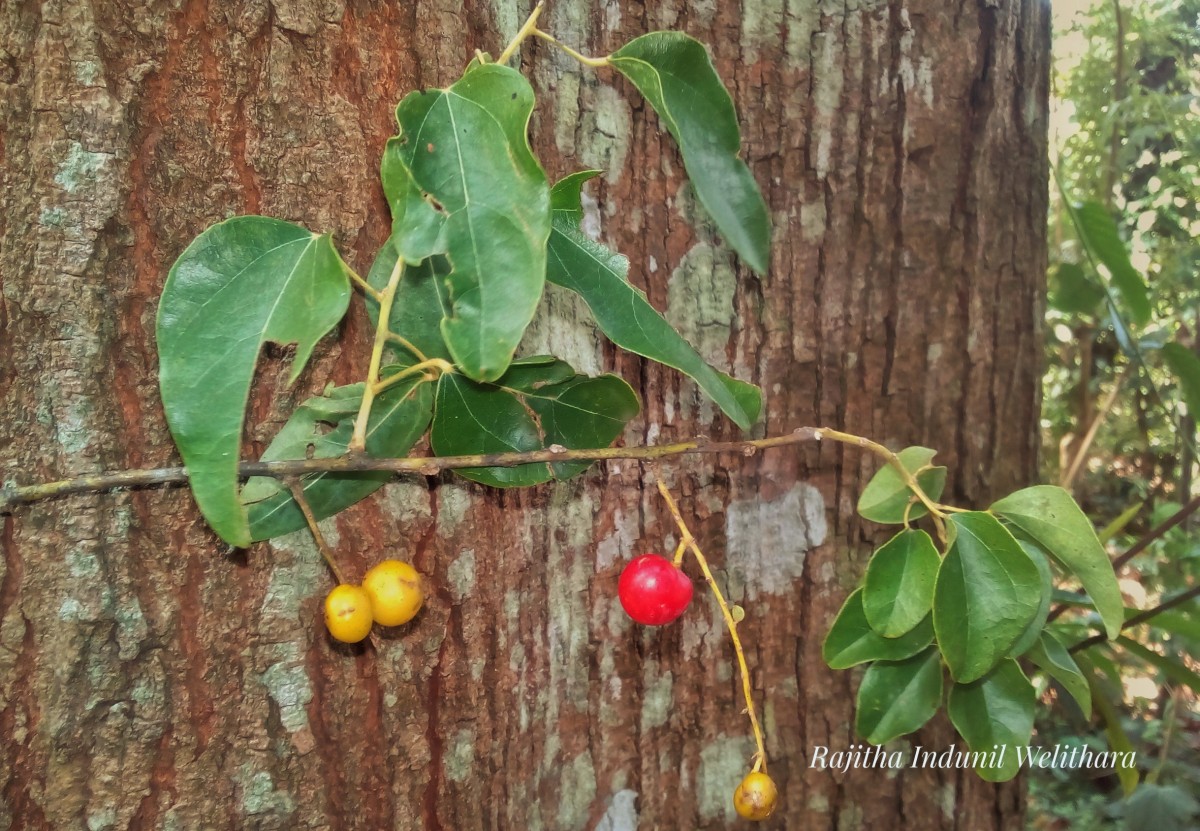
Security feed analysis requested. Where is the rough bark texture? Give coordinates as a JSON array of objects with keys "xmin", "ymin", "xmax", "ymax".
[{"xmin": 0, "ymin": 1, "xmax": 1048, "ymax": 829}]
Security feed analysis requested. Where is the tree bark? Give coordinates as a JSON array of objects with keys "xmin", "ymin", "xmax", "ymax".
[{"xmin": 0, "ymin": 1, "xmax": 1048, "ymax": 829}]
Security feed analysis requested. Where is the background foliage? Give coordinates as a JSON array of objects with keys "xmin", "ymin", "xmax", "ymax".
[{"xmin": 1033, "ymin": 1, "xmax": 1199, "ymax": 828}]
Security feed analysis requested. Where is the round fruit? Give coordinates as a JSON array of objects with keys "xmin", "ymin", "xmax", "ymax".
[
  {"xmin": 733, "ymin": 771, "xmax": 778, "ymax": 821},
  {"xmin": 362, "ymin": 559, "xmax": 424, "ymax": 627},
  {"xmin": 617, "ymin": 554, "xmax": 693, "ymax": 626},
  {"xmin": 325, "ymin": 584, "xmax": 374, "ymax": 644}
]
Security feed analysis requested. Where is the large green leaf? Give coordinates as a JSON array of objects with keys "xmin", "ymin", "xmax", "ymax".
[
  {"xmin": 157, "ymin": 216, "xmax": 351, "ymax": 547},
  {"xmin": 381, "ymin": 63, "xmax": 551, "ymax": 381},
  {"xmin": 1029, "ymin": 631, "xmax": 1092, "ymax": 717},
  {"xmin": 855, "ymin": 647, "xmax": 943, "ymax": 744},
  {"xmin": 242, "ymin": 373, "xmax": 433, "ymax": 542},
  {"xmin": 609, "ymin": 33, "xmax": 770, "ymax": 275},
  {"xmin": 933, "ymin": 512, "xmax": 1042, "ymax": 683},
  {"xmin": 862, "ymin": 529, "xmax": 940, "ymax": 638},
  {"xmin": 991, "ymin": 485, "xmax": 1123, "ymax": 640},
  {"xmin": 947, "ymin": 660, "xmax": 1035, "ymax": 782},
  {"xmin": 430, "ymin": 358, "xmax": 640, "ymax": 487},
  {"xmin": 1162, "ymin": 342, "xmax": 1200, "ymax": 419},
  {"xmin": 1074, "ymin": 200, "xmax": 1151, "ymax": 325},
  {"xmin": 856, "ymin": 447, "xmax": 947, "ymax": 525},
  {"xmin": 822, "ymin": 589, "xmax": 934, "ymax": 670},
  {"xmin": 1007, "ymin": 540, "xmax": 1055, "ymax": 658},
  {"xmin": 545, "ymin": 172, "xmax": 760, "ymax": 430}
]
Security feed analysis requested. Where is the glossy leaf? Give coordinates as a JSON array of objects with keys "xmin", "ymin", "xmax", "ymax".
[
  {"xmin": 822, "ymin": 589, "xmax": 934, "ymax": 670},
  {"xmin": 856, "ymin": 447, "xmax": 947, "ymax": 524},
  {"xmin": 1008, "ymin": 540, "xmax": 1055, "ymax": 658},
  {"xmin": 610, "ymin": 32, "xmax": 770, "ymax": 274},
  {"xmin": 243, "ymin": 374, "xmax": 433, "ymax": 542},
  {"xmin": 947, "ymin": 660, "xmax": 1035, "ymax": 782},
  {"xmin": 1162, "ymin": 342, "xmax": 1200, "ymax": 419},
  {"xmin": 855, "ymin": 648, "xmax": 943, "ymax": 744},
  {"xmin": 545, "ymin": 172, "xmax": 760, "ymax": 429},
  {"xmin": 863, "ymin": 529, "xmax": 940, "ymax": 638},
  {"xmin": 430, "ymin": 358, "xmax": 640, "ymax": 487},
  {"xmin": 933, "ymin": 512, "xmax": 1042, "ymax": 683},
  {"xmin": 991, "ymin": 485, "xmax": 1123, "ymax": 640},
  {"xmin": 157, "ymin": 216, "xmax": 351, "ymax": 547},
  {"xmin": 1049, "ymin": 261, "xmax": 1105, "ymax": 316},
  {"xmin": 1029, "ymin": 631, "xmax": 1091, "ymax": 717},
  {"xmin": 1074, "ymin": 200, "xmax": 1151, "ymax": 325},
  {"xmin": 381, "ymin": 63, "xmax": 551, "ymax": 381}
]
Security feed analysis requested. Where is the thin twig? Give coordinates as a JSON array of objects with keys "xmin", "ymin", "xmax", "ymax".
[
  {"xmin": 288, "ymin": 481, "xmax": 346, "ymax": 584},
  {"xmin": 1068, "ymin": 584, "xmax": 1200, "ymax": 654},
  {"xmin": 1060, "ymin": 364, "xmax": 1131, "ymax": 489},
  {"xmin": 495, "ymin": 1, "xmax": 544, "ymax": 64},
  {"xmin": 350, "ymin": 255, "xmax": 406, "ymax": 451}
]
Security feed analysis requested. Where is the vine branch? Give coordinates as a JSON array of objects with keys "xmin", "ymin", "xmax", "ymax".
[{"xmin": 1068, "ymin": 584, "xmax": 1200, "ymax": 654}]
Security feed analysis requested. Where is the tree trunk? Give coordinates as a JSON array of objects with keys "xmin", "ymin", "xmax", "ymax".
[{"xmin": 0, "ymin": 1, "xmax": 1048, "ymax": 829}]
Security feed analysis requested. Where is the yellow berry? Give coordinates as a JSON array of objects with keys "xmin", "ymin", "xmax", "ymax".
[
  {"xmin": 324, "ymin": 584, "xmax": 374, "ymax": 644},
  {"xmin": 362, "ymin": 560, "xmax": 424, "ymax": 627},
  {"xmin": 734, "ymin": 771, "xmax": 777, "ymax": 821}
]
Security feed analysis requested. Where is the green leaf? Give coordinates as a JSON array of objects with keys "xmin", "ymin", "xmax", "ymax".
[
  {"xmin": 1162, "ymin": 342, "xmax": 1200, "ymax": 418},
  {"xmin": 366, "ymin": 243, "xmax": 453, "ymax": 363},
  {"xmin": 1008, "ymin": 540, "xmax": 1055, "ymax": 658},
  {"xmin": 862, "ymin": 529, "xmax": 940, "ymax": 638},
  {"xmin": 157, "ymin": 216, "xmax": 351, "ymax": 547},
  {"xmin": 1049, "ymin": 261, "xmax": 1106, "ymax": 316},
  {"xmin": 822, "ymin": 589, "xmax": 934, "ymax": 670},
  {"xmin": 991, "ymin": 485, "xmax": 1123, "ymax": 640},
  {"xmin": 1082, "ymin": 653, "xmax": 1140, "ymax": 796},
  {"xmin": 933, "ymin": 512, "xmax": 1042, "ymax": 683},
  {"xmin": 243, "ymin": 374, "xmax": 433, "ymax": 542},
  {"xmin": 1117, "ymin": 636, "xmax": 1200, "ymax": 695},
  {"xmin": 1074, "ymin": 200, "xmax": 1151, "ymax": 325},
  {"xmin": 856, "ymin": 447, "xmax": 947, "ymax": 524},
  {"xmin": 430, "ymin": 359, "xmax": 640, "ymax": 487},
  {"xmin": 1122, "ymin": 784, "xmax": 1199, "ymax": 831},
  {"xmin": 1142, "ymin": 606, "xmax": 1200, "ymax": 644},
  {"xmin": 947, "ymin": 660, "xmax": 1035, "ymax": 783},
  {"xmin": 381, "ymin": 63, "xmax": 551, "ymax": 381},
  {"xmin": 545, "ymin": 173, "xmax": 760, "ymax": 430},
  {"xmin": 609, "ymin": 33, "xmax": 770, "ymax": 275},
  {"xmin": 1028, "ymin": 631, "xmax": 1092, "ymax": 717},
  {"xmin": 855, "ymin": 648, "xmax": 943, "ymax": 744}
]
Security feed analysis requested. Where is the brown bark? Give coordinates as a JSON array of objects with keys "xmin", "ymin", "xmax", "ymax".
[{"xmin": 0, "ymin": 1, "xmax": 1048, "ymax": 829}]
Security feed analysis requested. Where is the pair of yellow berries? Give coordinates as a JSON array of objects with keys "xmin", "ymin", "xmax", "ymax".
[{"xmin": 324, "ymin": 560, "xmax": 423, "ymax": 643}]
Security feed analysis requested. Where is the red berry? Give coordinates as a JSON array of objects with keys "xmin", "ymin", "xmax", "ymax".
[{"xmin": 618, "ymin": 554, "xmax": 694, "ymax": 625}]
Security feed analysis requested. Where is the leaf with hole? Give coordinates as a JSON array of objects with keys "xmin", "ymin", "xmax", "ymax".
[
  {"xmin": 610, "ymin": 32, "xmax": 770, "ymax": 275},
  {"xmin": 157, "ymin": 216, "xmax": 351, "ymax": 547},
  {"xmin": 430, "ymin": 358, "xmax": 640, "ymax": 487},
  {"xmin": 991, "ymin": 485, "xmax": 1123, "ymax": 640},
  {"xmin": 855, "ymin": 647, "xmax": 943, "ymax": 744},
  {"xmin": 933, "ymin": 512, "xmax": 1041, "ymax": 683},
  {"xmin": 381, "ymin": 62, "xmax": 551, "ymax": 381},
  {"xmin": 863, "ymin": 529, "xmax": 940, "ymax": 638},
  {"xmin": 243, "ymin": 373, "xmax": 433, "ymax": 542},
  {"xmin": 545, "ymin": 172, "xmax": 760, "ymax": 429},
  {"xmin": 856, "ymin": 447, "xmax": 947, "ymax": 524},
  {"xmin": 822, "ymin": 589, "xmax": 934, "ymax": 670},
  {"xmin": 947, "ymin": 659, "xmax": 1035, "ymax": 782}
]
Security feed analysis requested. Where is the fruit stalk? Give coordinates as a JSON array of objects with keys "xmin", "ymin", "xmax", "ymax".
[
  {"xmin": 656, "ymin": 480, "xmax": 768, "ymax": 774},
  {"xmin": 288, "ymin": 480, "xmax": 347, "ymax": 585}
]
